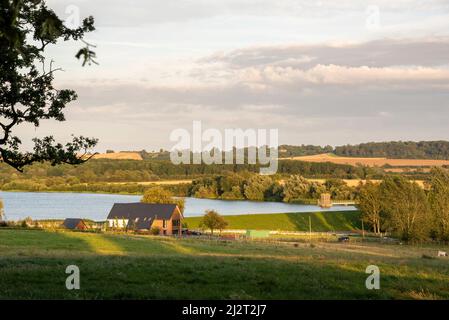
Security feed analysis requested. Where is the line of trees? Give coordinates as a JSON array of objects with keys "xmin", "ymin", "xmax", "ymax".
[
  {"xmin": 0, "ymin": 157, "xmax": 390, "ymax": 195},
  {"xmin": 144, "ymin": 141, "xmax": 449, "ymax": 160},
  {"xmin": 358, "ymin": 167, "xmax": 449, "ymax": 242},
  {"xmin": 0, "ymin": 157, "xmax": 381, "ymax": 182},
  {"xmin": 335, "ymin": 141, "xmax": 449, "ymax": 159},
  {"xmin": 189, "ymin": 173, "xmax": 357, "ymax": 202}
]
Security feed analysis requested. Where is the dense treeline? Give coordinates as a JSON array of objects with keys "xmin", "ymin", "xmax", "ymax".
[
  {"xmin": 0, "ymin": 168, "xmax": 358, "ymax": 202},
  {"xmin": 0, "ymin": 155, "xmax": 435, "ymax": 196},
  {"xmin": 278, "ymin": 144, "xmax": 333, "ymax": 157},
  {"xmin": 0, "ymin": 179, "xmax": 190, "ymax": 196},
  {"xmin": 188, "ymin": 173, "xmax": 357, "ymax": 202},
  {"xmin": 2, "ymin": 140, "xmax": 444, "ymax": 189},
  {"xmin": 358, "ymin": 167, "xmax": 449, "ymax": 242},
  {"xmin": 275, "ymin": 141, "xmax": 449, "ymax": 160},
  {"xmin": 0, "ymin": 158, "xmax": 384, "ymax": 185},
  {"xmin": 0, "ymin": 157, "xmax": 378, "ymax": 196},
  {"xmin": 334, "ymin": 141, "xmax": 449, "ymax": 159},
  {"xmin": 278, "ymin": 160, "xmax": 382, "ymax": 179}
]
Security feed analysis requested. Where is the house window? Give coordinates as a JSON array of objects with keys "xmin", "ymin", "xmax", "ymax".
[{"xmin": 163, "ymin": 220, "xmax": 167, "ymax": 228}]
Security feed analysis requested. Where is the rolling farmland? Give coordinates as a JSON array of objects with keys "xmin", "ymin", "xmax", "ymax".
[
  {"xmin": 282, "ymin": 153, "xmax": 449, "ymax": 167},
  {"xmin": 92, "ymin": 152, "xmax": 143, "ymax": 160}
]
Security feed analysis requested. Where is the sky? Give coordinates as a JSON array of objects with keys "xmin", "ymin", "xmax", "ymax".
[{"xmin": 17, "ymin": 0, "xmax": 449, "ymax": 152}]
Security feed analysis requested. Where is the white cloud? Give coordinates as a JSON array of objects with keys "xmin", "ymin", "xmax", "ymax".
[
  {"xmin": 15, "ymin": 1, "xmax": 449, "ymax": 150},
  {"xmin": 234, "ymin": 64, "xmax": 449, "ymax": 86}
]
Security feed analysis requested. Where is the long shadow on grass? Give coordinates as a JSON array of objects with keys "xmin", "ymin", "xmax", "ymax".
[
  {"xmin": 2, "ymin": 230, "xmax": 447, "ymax": 300},
  {"xmin": 0, "ymin": 229, "xmax": 201, "ymax": 299},
  {"xmin": 1, "ymin": 249, "xmax": 448, "ymax": 300},
  {"xmin": 286, "ymin": 211, "xmax": 361, "ymax": 232},
  {"xmin": 0, "ymin": 228, "xmax": 94, "ymax": 255},
  {"xmin": 45, "ymin": 230, "xmax": 198, "ymax": 257}
]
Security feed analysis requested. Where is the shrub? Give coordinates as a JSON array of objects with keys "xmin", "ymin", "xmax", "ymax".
[
  {"xmin": 150, "ymin": 226, "xmax": 161, "ymax": 235},
  {"xmin": 20, "ymin": 216, "xmax": 33, "ymax": 228}
]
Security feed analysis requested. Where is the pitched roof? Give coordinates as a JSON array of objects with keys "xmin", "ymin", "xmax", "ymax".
[
  {"xmin": 63, "ymin": 218, "xmax": 86, "ymax": 230},
  {"xmin": 126, "ymin": 216, "xmax": 154, "ymax": 230},
  {"xmin": 107, "ymin": 203, "xmax": 178, "ymax": 221}
]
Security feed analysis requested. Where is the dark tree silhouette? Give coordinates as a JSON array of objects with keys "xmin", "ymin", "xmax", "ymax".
[{"xmin": 0, "ymin": 0, "xmax": 98, "ymax": 172}]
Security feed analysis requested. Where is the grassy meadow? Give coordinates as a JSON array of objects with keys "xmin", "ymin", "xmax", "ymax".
[
  {"xmin": 184, "ymin": 210, "xmax": 361, "ymax": 232},
  {"xmin": 1, "ymin": 229, "xmax": 448, "ymax": 299}
]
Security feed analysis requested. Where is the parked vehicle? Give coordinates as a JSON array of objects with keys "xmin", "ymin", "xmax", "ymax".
[
  {"xmin": 182, "ymin": 230, "xmax": 202, "ymax": 236},
  {"xmin": 338, "ymin": 236, "xmax": 350, "ymax": 242}
]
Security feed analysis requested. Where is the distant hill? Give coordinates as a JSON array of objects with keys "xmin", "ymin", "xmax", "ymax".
[
  {"xmin": 279, "ymin": 141, "xmax": 449, "ymax": 160},
  {"xmin": 283, "ymin": 153, "xmax": 449, "ymax": 168},
  {"xmin": 93, "ymin": 141, "xmax": 449, "ymax": 162}
]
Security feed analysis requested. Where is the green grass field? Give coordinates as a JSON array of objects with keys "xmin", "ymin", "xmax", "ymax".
[
  {"xmin": 184, "ymin": 210, "xmax": 361, "ymax": 232},
  {"xmin": 1, "ymin": 229, "xmax": 448, "ymax": 299}
]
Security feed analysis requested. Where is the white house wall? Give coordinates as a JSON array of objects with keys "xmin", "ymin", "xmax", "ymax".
[{"xmin": 107, "ymin": 219, "xmax": 129, "ymax": 228}]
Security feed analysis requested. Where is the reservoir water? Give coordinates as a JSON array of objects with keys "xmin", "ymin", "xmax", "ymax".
[{"xmin": 0, "ymin": 191, "xmax": 357, "ymax": 221}]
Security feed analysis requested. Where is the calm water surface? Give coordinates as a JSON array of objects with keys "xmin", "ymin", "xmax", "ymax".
[{"xmin": 0, "ymin": 191, "xmax": 356, "ymax": 221}]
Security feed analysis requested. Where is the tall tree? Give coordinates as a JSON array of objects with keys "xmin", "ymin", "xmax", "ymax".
[
  {"xmin": 282, "ymin": 175, "xmax": 311, "ymax": 203},
  {"xmin": 380, "ymin": 176, "xmax": 430, "ymax": 241},
  {"xmin": 0, "ymin": 198, "xmax": 4, "ymax": 221},
  {"xmin": 357, "ymin": 181, "xmax": 382, "ymax": 234},
  {"xmin": 1, "ymin": 0, "xmax": 98, "ymax": 172},
  {"xmin": 428, "ymin": 167, "xmax": 449, "ymax": 241},
  {"xmin": 141, "ymin": 186, "xmax": 185, "ymax": 213},
  {"xmin": 324, "ymin": 178, "xmax": 354, "ymax": 200},
  {"xmin": 243, "ymin": 175, "xmax": 274, "ymax": 201},
  {"xmin": 199, "ymin": 210, "xmax": 227, "ymax": 235}
]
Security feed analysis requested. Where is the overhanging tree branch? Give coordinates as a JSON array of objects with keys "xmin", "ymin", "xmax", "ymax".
[{"xmin": 0, "ymin": 0, "xmax": 98, "ymax": 171}]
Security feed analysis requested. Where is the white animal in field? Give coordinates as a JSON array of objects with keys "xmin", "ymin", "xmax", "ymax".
[{"xmin": 437, "ymin": 251, "xmax": 448, "ymax": 257}]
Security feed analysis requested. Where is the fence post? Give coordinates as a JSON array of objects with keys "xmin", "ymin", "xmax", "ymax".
[
  {"xmin": 309, "ymin": 216, "xmax": 312, "ymax": 243},
  {"xmin": 362, "ymin": 220, "xmax": 365, "ymax": 241}
]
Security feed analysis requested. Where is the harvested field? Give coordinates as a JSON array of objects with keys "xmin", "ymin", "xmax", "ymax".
[
  {"xmin": 92, "ymin": 152, "xmax": 143, "ymax": 160},
  {"xmin": 282, "ymin": 153, "xmax": 449, "ymax": 167},
  {"xmin": 384, "ymin": 168, "xmax": 431, "ymax": 173}
]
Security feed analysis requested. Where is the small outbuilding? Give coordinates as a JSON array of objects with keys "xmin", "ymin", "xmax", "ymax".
[
  {"xmin": 62, "ymin": 218, "xmax": 88, "ymax": 230},
  {"xmin": 318, "ymin": 193, "xmax": 332, "ymax": 208},
  {"xmin": 246, "ymin": 230, "xmax": 270, "ymax": 238}
]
